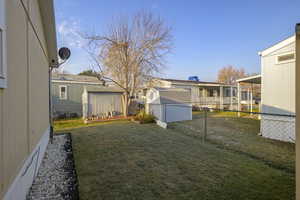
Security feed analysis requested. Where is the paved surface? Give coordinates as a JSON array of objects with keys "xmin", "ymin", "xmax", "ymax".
[{"xmin": 27, "ymin": 134, "xmax": 79, "ymax": 200}]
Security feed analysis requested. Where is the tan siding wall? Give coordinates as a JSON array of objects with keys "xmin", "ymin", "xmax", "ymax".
[
  {"xmin": 0, "ymin": 0, "xmax": 50, "ymax": 198},
  {"xmin": 2, "ymin": 0, "xmax": 29, "ymax": 195},
  {"xmin": 28, "ymin": 0, "xmax": 49, "ymax": 151},
  {"xmin": 0, "ymin": 89, "xmax": 4, "ymax": 197}
]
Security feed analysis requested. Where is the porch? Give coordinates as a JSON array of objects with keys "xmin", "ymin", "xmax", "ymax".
[
  {"xmin": 196, "ymin": 85, "xmax": 238, "ymax": 109},
  {"xmin": 236, "ymin": 75, "xmax": 262, "ymax": 113}
]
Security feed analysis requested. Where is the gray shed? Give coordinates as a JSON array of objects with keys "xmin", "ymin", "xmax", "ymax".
[
  {"xmin": 82, "ymin": 87, "xmax": 124, "ymax": 119},
  {"xmin": 146, "ymin": 87, "xmax": 192, "ymax": 123}
]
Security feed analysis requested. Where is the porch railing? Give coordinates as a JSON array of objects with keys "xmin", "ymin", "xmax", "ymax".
[{"xmin": 198, "ymin": 97, "xmax": 238, "ymax": 105}]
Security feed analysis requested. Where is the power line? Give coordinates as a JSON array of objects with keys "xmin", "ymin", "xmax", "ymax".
[{"xmin": 20, "ymin": 0, "xmax": 49, "ymax": 63}]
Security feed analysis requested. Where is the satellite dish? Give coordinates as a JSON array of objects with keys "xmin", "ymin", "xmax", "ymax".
[{"xmin": 58, "ymin": 47, "xmax": 71, "ymax": 61}]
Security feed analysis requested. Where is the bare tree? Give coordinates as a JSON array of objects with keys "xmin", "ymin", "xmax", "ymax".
[
  {"xmin": 51, "ymin": 67, "xmax": 70, "ymax": 75},
  {"xmin": 217, "ymin": 65, "xmax": 246, "ymax": 84},
  {"xmin": 78, "ymin": 69, "xmax": 98, "ymax": 77},
  {"xmin": 86, "ymin": 12, "xmax": 173, "ymax": 116}
]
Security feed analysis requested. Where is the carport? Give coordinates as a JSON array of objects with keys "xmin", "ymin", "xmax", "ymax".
[{"xmin": 236, "ymin": 74, "xmax": 261, "ymax": 115}]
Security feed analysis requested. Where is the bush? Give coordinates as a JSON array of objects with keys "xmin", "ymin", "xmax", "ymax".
[{"xmin": 134, "ymin": 110, "xmax": 155, "ymax": 124}]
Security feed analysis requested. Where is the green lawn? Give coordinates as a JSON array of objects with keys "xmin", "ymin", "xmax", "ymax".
[
  {"xmin": 53, "ymin": 118, "xmax": 130, "ymax": 132},
  {"xmin": 62, "ymin": 114, "xmax": 295, "ymax": 200},
  {"xmin": 170, "ymin": 113, "xmax": 295, "ymax": 173}
]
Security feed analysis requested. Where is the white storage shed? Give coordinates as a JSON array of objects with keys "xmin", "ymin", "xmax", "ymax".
[{"xmin": 146, "ymin": 87, "xmax": 192, "ymax": 123}]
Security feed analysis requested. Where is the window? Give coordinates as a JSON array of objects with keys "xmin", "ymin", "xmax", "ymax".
[
  {"xmin": 207, "ymin": 88, "xmax": 214, "ymax": 97},
  {"xmin": 59, "ymin": 86, "xmax": 67, "ymax": 100},
  {"xmin": 224, "ymin": 88, "xmax": 231, "ymax": 97},
  {"xmin": 199, "ymin": 88, "xmax": 203, "ymax": 97},
  {"xmin": 276, "ymin": 53, "xmax": 295, "ymax": 64},
  {"xmin": 232, "ymin": 88, "xmax": 236, "ymax": 97},
  {"xmin": 0, "ymin": 0, "xmax": 7, "ymax": 88},
  {"xmin": 241, "ymin": 91, "xmax": 248, "ymax": 101}
]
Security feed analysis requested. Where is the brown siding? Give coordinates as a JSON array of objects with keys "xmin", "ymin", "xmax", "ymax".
[{"xmin": 0, "ymin": 0, "xmax": 50, "ymax": 198}]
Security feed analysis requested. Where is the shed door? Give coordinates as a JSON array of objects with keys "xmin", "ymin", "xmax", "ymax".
[{"xmin": 88, "ymin": 92, "xmax": 123, "ymax": 117}]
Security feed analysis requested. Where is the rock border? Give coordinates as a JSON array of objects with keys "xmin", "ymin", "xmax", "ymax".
[{"xmin": 27, "ymin": 133, "xmax": 79, "ymax": 200}]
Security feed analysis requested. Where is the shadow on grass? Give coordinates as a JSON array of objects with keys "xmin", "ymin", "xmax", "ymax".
[{"xmin": 69, "ymin": 121, "xmax": 295, "ymax": 200}]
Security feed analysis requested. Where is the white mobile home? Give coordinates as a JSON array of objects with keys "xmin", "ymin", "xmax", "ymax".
[
  {"xmin": 259, "ymin": 36, "xmax": 295, "ymax": 142},
  {"xmin": 149, "ymin": 78, "xmax": 238, "ymax": 110},
  {"xmin": 146, "ymin": 87, "xmax": 192, "ymax": 122}
]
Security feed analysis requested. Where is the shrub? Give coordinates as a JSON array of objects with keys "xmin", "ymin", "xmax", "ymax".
[{"xmin": 134, "ymin": 110, "xmax": 155, "ymax": 124}]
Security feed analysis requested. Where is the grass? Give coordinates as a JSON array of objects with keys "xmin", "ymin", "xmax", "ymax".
[
  {"xmin": 64, "ymin": 114, "xmax": 295, "ymax": 200},
  {"xmin": 169, "ymin": 113, "xmax": 295, "ymax": 173},
  {"xmin": 53, "ymin": 118, "xmax": 131, "ymax": 132}
]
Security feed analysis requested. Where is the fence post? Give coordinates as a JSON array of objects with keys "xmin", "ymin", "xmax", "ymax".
[
  {"xmin": 220, "ymin": 86, "xmax": 224, "ymax": 110},
  {"xmin": 203, "ymin": 108, "xmax": 208, "ymax": 143},
  {"xmin": 164, "ymin": 104, "xmax": 167, "ymax": 123},
  {"xmin": 237, "ymin": 82, "xmax": 241, "ymax": 117}
]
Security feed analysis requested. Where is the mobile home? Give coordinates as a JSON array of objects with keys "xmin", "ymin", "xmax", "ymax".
[
  {"xmin": 0, "ymin": 0, "xmax": 58, "ymax": 199},
  {"xmin": 52, "ymin": 73, "xmax": 108, "ymax": 118},
  {"xmin": 147, "ymin": 78, "xmax": 238, "ymax": 110},
  {"xmin": 259, "ymin": 36, "xmax": 295, "ymax": 142}
]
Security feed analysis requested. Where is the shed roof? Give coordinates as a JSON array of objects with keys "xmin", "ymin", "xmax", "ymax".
[
  {"xmin": 87, "ymin": 87, "xmax": 124, "ymax": 93},
  {"xmin": 52, "ymin": 73, "xmax": 102, "ymax": 83},
  {"xmin": 154, "ymin": 87, "xmax": 191, "ymax": 104}
]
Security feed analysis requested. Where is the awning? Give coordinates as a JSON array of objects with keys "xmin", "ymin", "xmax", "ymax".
[{"xmin": 236, "ymin": 74, "xmax": 261, "ymax": 84}]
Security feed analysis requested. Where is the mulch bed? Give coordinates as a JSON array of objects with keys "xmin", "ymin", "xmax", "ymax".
[{"xmin": 85, "ymin": 116, "xmax": 133, "ymax": 124}]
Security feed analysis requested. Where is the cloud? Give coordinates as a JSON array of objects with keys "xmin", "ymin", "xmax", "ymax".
[
  {"xmin": 57, "ymin": 19, "xmax": 87, "ymax": 49},
  {"xmin": 56, "ymin": 18, "xmax": 92, "ymax": 74}
]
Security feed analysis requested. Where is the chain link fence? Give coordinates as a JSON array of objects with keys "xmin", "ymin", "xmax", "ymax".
[
  {"xmin": 158, "ymin": 103, "xmax": 295, "ymax": 176},
  {"xmin": 148, "ymin": 102, "xmax": 295, "ymax": 143}
]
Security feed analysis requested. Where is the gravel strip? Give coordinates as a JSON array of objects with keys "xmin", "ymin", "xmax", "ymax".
[{"xmin": 27, "ymin": 134, "xmax": 79, "ymax": 200}]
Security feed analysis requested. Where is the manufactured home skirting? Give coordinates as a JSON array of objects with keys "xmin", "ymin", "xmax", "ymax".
[
  {"xmin": 261, "ymin": 115, "xmax": 295, "ymax": 143},
  {"xmin": 3, "ymin": 127, "xmax": 50, "ymax": 200}
]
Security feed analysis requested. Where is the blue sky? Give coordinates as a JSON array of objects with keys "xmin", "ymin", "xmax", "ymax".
[{"xmin": 54, "ymin": 0, "xmax": 300, "ymax": 81}]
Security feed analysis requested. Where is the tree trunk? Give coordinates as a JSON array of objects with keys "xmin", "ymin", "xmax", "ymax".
[{"xmin": 122, "ymin": 92, "xmax": 129, "ymax": 117}]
